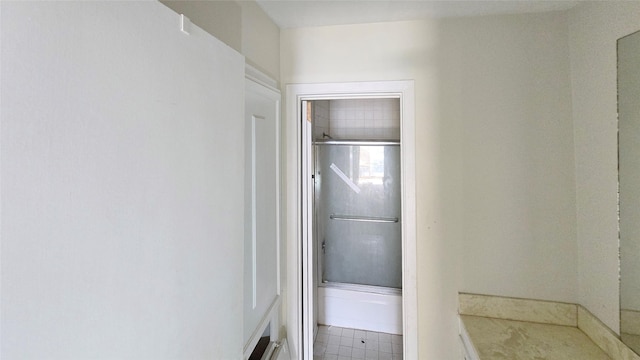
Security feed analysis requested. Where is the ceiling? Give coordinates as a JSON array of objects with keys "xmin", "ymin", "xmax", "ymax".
[{"xmin": 255, "ymin": 0, "xmax": 581, "ymax": 29}]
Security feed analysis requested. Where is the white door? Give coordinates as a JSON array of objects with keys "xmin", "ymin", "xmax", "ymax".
[{"xmin": 243, "ymin": 74, "xmax": 282, "ymax": 357}]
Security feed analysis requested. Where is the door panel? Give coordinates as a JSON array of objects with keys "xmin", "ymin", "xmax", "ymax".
[{"xmin": 243, "ymin": 78, "xmax": 281, "ymax": 350}]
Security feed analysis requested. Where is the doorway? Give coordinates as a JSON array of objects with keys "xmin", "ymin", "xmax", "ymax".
[
  {"xmin": 285, "ymin": 81, "xmax": 417, "ymax": 360},
  {"xmin": 310, "ymin": 98, "xmax": 402, "ymax": 335}
]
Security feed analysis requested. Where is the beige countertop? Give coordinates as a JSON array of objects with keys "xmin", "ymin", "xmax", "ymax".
[
  {"xmin": 461, "ymin": 314, "xmax": 611, "ymax": 360},
  {"xmin": 622, "ymin": 333, "xmax": 640, "ymax": 355}
]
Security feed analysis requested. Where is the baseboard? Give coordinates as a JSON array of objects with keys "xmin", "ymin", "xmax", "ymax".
[{"xmin": 578, "ymin": 305, "xmax": 640, "ymax": 360}]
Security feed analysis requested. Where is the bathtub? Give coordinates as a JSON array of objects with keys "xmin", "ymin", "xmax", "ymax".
[{"xmin": 317, "ymin": 282, "xmax": 403, "ymax": 335}]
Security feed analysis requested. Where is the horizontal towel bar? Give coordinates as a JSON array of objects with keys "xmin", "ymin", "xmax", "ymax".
[
  {"xmin": 313, "ymin": 140, "xmax": 400, "ymax": 146},
  {"xmin": 329, "ymin": 214, "xmax": 399, "ymax": 223}
]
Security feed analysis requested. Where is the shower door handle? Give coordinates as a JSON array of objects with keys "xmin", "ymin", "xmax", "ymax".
[{"xmin": 329, "ymin": 214, "xmax": 399, "ymax": 223}]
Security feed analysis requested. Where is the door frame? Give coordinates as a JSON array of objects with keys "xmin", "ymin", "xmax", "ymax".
[{"xmin": 285, "ymin": 81, "xmax": 417, "ymax": 360}]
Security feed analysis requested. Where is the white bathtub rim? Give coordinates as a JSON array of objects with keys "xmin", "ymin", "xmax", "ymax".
[{"xmin": 319, "ymin": 281, "xmax": 402, "ymax": 296}]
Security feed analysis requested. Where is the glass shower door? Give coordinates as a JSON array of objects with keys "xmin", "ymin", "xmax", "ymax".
[{"xmin": 315, "ymin": 143, "xmax": 402, "ymax": 289}]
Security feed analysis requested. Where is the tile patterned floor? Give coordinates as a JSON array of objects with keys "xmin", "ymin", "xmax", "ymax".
[{"xmin": 313, "ymin": 325, "xmax": 403, "ymax": 360}]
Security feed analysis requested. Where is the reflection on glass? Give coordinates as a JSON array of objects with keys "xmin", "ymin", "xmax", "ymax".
[
  {"xmin": 358, "ymin": 146, "xmax": 385, "ymax": 185},
  {"xmin": 618, "ymin": 29, "xmax": 640, "ymax": 355}
]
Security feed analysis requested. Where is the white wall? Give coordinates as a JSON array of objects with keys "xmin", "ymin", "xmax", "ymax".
[
  {"xmin": 443, "ymin": 12, "xmax": 578, "ymax": 304},
  {"xmin": 569, "ymin": 1, "xmax": 640, "ymax": 333},
  {"xmin": 160, "ymin": 0, "xmax": 242, "ymax": 51},
  {"xmin": 160, "ymin": 0, "xmax": 280, "ymax": 81},
  {"xmin": 238, "ymin": 0, "xmax": 281, "ymax": 82},
  {"xmin": 282, "ymin": 11, "xmax": 579, "ymax": 357},
  {"xmin": 1, "ymin": 2, "xmax": 245, "ymax": 358}
]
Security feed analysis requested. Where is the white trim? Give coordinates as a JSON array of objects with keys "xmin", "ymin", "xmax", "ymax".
[
  {"xmin": 249, "ymin": 115, "xmax": 259, "ymax": 309},
  {"xmin": 243, "ymin": 297, "xmax": 281, "ymax": 359},
  {"xmin": 301, "ymin": 100, "xmax": 315, "ymax": 359},
  {"xmin": 285, "ymin": 80, "xmax": 417, "ymax": 360},
  {"xmin": 245, "ymin": 63, "xmax": 279, "ymax": 93}
]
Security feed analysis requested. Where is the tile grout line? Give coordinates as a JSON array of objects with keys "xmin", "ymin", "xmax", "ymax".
[{"xmin": 314, "ymin": 325, "xmax": 403, "ymax": 360}]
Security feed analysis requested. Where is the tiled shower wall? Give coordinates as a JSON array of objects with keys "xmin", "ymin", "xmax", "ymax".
[
  {"xmin": 313, "ymin": 100, "xmax": 331, "ymax": 140},
  {"xmin": 313, "ymin": 98, "xmax": 400, "ymax": 141}
]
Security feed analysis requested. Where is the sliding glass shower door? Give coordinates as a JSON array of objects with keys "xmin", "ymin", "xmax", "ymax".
[{"xmin": 315, "ymin": 142, "xmax": 402, "ymax": 289}]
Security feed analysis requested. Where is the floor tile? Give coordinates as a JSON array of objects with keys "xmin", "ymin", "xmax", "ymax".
[
  {"xmin": 338, "ymin": 345, "xmax": 352, "ymax": 357},
  {"xmin": 365, "ymin": 349, "xmax": 379, "ymax": 360},
  {"xmin": 328, "ymin": 335, "xmax": 341, "ymax": 346},
  {"xmin": 342, "ymin": 328, "xmax": 355, "ymax": 338},
  {"xmin": 353, "ymin": 337, "xmax": 366, "ymax": 349},
  {"xmin": 325, "ymin": 344, "xmax": 339, "ymax": 355},
  {"xmin": 378, "ymin": 333, "xmax": 392, "ymax": 343},
  {"xmin": 366, "ymin": 331, "xmax": 380, "ymax": 341},
  {"xmin": 314, "ymin": 326, "xmax": 402, "ymax": 360},
  {"xmin": 352, "ymin": 347, "xmax": 366, "ymax": 359},
  {"xmin": 316, "ymin": 334, "xmax": 329, "ymax": 345},
  {"xmin": 340, "ymin": 336, "xmax": 353, "ymax": 347},
  {"xmin": 365, "ymin": 340, "xmax": 379, "ymax": 351},
  {"xmin": 378, "ymin": 342, "xmax": 392, "ymax": 353}
]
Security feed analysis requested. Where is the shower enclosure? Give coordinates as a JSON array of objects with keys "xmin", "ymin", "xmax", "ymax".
[
  {"xmin": 315, "ymin": 142, "xmax": 402, "ymax": 290},
  {"xmin": 311, "ymin": 97, "xmax": 403, "ymax": 334}
]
